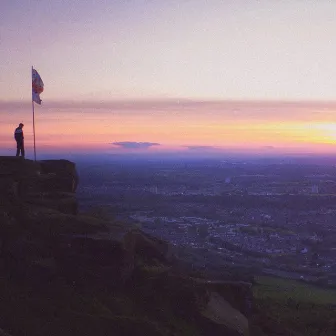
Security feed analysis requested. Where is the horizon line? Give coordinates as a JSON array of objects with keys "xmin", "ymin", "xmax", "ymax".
[{"xmin": 2, "ymin": 98, "xmax": 336, "ymax": 106}]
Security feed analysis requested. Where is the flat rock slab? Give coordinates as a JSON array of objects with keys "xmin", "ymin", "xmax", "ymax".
[
  {"xmin": 201, "ymin": 291, "xmax": 249, "ymax": 336},
  {"xmin": 0, "ymin": 157, "xmax": 40, "ymax": 176}
]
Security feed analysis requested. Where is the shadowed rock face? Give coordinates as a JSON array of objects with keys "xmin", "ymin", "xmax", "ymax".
[
  {"xmin": 0, "ymin": 156, "xmax": 251, "ymax": 336},
  {"xmin": 201, "ymin": 292, "xmax": 249, "ymax": 336},
  {"xmin": 0, "ymin": 328, "xmax": 11, "ymax": 336},
  {"xmin": 0, "ymin": 157, "xmax": 78, "ymax": 214},
  {"xmin": 39, "ymin": 159, "xmax": 78, "ymax": 193},
  {"xmin": 0, "ymin": 157, "xmax": 39, "ymax": 205}
]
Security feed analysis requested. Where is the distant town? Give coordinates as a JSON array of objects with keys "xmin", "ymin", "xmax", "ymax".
[{"xmin": 77, "ymin": 157, "xmax": 336, "ymax": 287}]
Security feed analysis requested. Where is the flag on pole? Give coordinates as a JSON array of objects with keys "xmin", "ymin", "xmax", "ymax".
[{"xmin": 32, "ymin": 68, "xmax": 44, "ymax": 105}]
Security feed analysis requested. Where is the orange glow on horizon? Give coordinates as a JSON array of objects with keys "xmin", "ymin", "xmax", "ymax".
[{"xmin": 2, "ymin": 101, "xmax": 336, "ymax": 155}]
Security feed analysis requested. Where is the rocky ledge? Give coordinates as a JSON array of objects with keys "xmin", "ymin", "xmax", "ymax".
[{"xmin": 0, "ymin": 157, "xmax": 252, "ymax": 336}]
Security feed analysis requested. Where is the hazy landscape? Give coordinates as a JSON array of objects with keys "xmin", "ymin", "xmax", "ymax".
[
  {"xmin": 75, "ymin": 155, "xmax": 336, "ymax": 334},
  {"xmin": 77, "ymin": 156, "xmax": 336, "ymax": 287}
]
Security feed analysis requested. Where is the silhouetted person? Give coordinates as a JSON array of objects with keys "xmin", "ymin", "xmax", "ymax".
[{"xmin": 14, "ymin": 123, "xmax": 25, "ymax": 158}]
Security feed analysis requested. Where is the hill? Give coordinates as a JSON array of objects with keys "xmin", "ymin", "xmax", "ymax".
[{"xmin": 0, "ymin": 157, "xmax": 250, "ymax": 336}]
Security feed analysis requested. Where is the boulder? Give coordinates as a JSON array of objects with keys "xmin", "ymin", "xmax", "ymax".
[
  {"xmin": 39, "ymin": 160, "xmax": 78, "ymax": 192},
  {"xmin": 129, "ymin": 272, "xmax": 209, "ymax": 319},
  {"xmin": 193, "ymin": 279, "xmax": 253, "ymax": 317},
  {"xmin": 0, "ymin": 158, "xmax": 79, "ymax": 213},
  {"xmin": 0, "ymin": 156, "xmax": 40, "ymax": 176},
  {"xmin": 129, "ymin": 272, "xmax": 249, "ymax": 336},
  {"xmin": 0, "ymin": 157, "xmax": 40, "ymax": 205},
  {"xmin": 201, "ymin": 291, "xmax": 249, "ymax": 336}
]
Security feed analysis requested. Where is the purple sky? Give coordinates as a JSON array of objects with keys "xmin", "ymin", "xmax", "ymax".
[
  {"xmin": 1, "ymin": 0, "xmax": 336, "ymax": 102},
  {"xmin": 1, "ymin": 1, "xmax": 336, "ymax": 159}
]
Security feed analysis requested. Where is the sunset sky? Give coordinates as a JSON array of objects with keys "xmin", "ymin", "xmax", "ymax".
[{"xmin": 1, "ymin": 1, "xmax": 336, "ymax": 158}]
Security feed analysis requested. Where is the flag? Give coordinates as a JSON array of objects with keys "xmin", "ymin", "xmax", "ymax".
[{"xmin": 32, "ymin": 68, "xmax": 44, "ymax": 105}]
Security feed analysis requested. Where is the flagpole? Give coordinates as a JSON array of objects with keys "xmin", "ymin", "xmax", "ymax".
[{"xmin": 32, "ymin": 66, "xmax": 37, "ymax": 161}]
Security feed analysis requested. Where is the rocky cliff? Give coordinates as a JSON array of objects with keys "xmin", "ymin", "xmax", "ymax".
[{"xmin": 0, "ymin": 157, "xmax": 251, "ymax": 336}]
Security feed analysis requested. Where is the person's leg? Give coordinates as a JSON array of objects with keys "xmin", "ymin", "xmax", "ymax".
[
  {"xmin": 21, "ymin": 141, "xmax": 25, "ymax": 158},
  {"xmin": 16, "ymin": 141, "xmax": 20, "ymax": 156}
]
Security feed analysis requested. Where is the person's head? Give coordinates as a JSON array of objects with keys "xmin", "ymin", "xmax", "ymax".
[{"xmin": 19, "ymin": 123, "xmax": 24, "ymax": 128}]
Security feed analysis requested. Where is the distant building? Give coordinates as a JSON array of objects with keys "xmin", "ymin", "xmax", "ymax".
[
  {"xmin": 149, "ymin": 185, "xmax": 158, "ymax": 194},
  {"xmin": 301, "ymin": 247, "xmax": 308, "ymax": 254},
  {"xmin": 311, "ymin": 185, "xmax": 319, "ymax": 194}
]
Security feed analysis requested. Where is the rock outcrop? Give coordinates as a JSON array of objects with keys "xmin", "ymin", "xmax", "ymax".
[
  {"xmin": 0, "ymin": 157, "xmax": 252, "ymax": 336},
  {"xmin": 0, "ymin": 157, "xmax": 78, "ymax": 214}
]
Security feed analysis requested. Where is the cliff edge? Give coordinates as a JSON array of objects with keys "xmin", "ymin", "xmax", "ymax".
[{"xmin": 0, "ymin": 157, "xmax": 251, "ymax": 336}]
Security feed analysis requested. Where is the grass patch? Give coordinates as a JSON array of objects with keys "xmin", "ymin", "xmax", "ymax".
[
  {"xmin": 251, "ymin": 275, "xmax": 336, "ymax": 335},
  {"xmin": 254, "ymin": 275, "xmax": 336, "ymax": 305}
]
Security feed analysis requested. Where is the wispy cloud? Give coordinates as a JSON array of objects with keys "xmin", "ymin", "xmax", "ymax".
[
  {"xmin": 112, "ymin": 141, "xmax": 160, "ymax": 149},
  {"xmin": 261, "ymin": 145, "xmax": 275, "ymax": 150},
  {"xmin": 185, "ymin": 145, "xmax": 220, "ymax": 151},
  {"xmin": 2, "ymin": 99, "xmax": 336, "ymax": 114}
]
